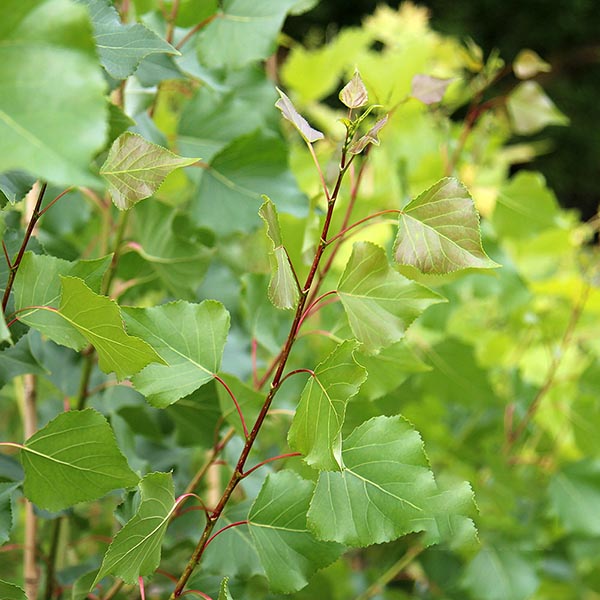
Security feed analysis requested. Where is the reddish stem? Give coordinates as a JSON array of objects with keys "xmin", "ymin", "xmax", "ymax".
[
  {"xmin": 2, "ymin": 240, "xmax": 11, "ymax": 268},
  {"xmin": 242, "ymin": 452, "xmax": 302, "ymax": 478},
  {"xmin": 213, "ymin": 374, "xmax": 248, "ymax": 439},
  {"xmin": 139, "ymin": 577, "xmax": 146, "ymax": 600},
  {"xmin": 205, "ymin": 521, "xmax": 249, "ymax": 548},
  {"xmin": 296, "ymin": 290, "xmax": 338, "ymax": 331},
  {"xmin": 325, "ymin": 209, "xmax": 401, "ymax": 246},
  {"xmin": 277, "ymin": 369, "xmax": 315, "ymax": 389},
  {"xmin": 181, "ymin": 591, "xmax": 213, "ymax": 600},
  {"xmin": 175, "ymin": 13, "xmax": 218, "ymax": 50},
  {"xmin": 37, "ymin": 187, "xmax": 74, "ymax": 217}
]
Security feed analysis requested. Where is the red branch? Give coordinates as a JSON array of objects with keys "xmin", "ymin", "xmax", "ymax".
[{"xmin": 213, "ymin": 374, "xmax": 248, "ymax": 438}]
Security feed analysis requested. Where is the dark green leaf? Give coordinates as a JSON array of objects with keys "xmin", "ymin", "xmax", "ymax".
[
  {"xmin": 0, "ymin": 333, "xmax": 47, "ymax": 388},
  {"xmin": 0, "ymin": 483, "xmax": 19, "ymax": 545},
  {"xmin": 21, "ymin": 408, "xmax": 139, "ymax": 511}
]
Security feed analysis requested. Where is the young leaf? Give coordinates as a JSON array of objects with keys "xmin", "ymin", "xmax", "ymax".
[
  {"xmin": 348, "ymin": 115, "xmax": 388, "ymax": 155},
  {"xmin": 76, "ymin": 0, "xmax": 178, "ymax": 79},
  {"xmin": 100, "ymin": 132, "xmax": 199, "ymax": 210},
  {"xmin": 248, "ymin": 470, "xmax": 344, "ymax": 593},
  {"xmin": 0, "ymin": 581, "xmax": 26, "ymax": 600},
  {"xmin": 21, "ymin": 409, "xmax": 139, "ymax": 512},
  {"xmin": 0, "ymin": 0, "xmax": 107, "ymax": 188},
  {"xmin": 307, "ymin": 416, "xmax": 475, "ymax": 547},
  {"xmin": 259, "ymin": 197, "xmax": 300, "ymax": 310},
  {"xmin": 14, "ymin": 253, "xmax": 112, "ymax": 350},
  {"xmin": 507, "ymin": 81, "xmax": 568, "ymax": 135},
  {"xmin": 339, "ymin": 70, "xmax": 368, "ymax": 108},
  {"xmin": 393, "ymin": 178, "xmax": 500, "ymax": 273},
  {"xmin": 513, "ymin": 49, "xmax": 551, "ymax": 80},
  {"xmin": 338, "ymin": 242, "xmax": 444, "ymax": 354},
  {"xmin": 218, "ymin": 577, "xmax": 234, "ymax": 600},
  {"xmin": 123, "ymin": 300, "xmax": 230, "ymax": 407},
  {"xmin": 275, "ymin": 88, "xmax": 324, "ymax": 143},
  {"xmin": 58, "ymin": 276, "xmax": 164, "ymax": 380},
  {"xmin": 288, "ymin": 340, "xmax": 367, "ymax": 470},
  {"xmin": 93, "ymin": 472, "xmax": 175, "ymax": 586},
  {"xmin": 411, "ymin": 74, "xmax": 454, "ymax": 104}
]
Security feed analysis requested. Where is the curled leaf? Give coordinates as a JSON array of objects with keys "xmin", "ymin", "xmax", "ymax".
[
  {"xmin": 339, "ymin": 70, "xmax": 368, "ymax": 108},
  {"xmin": 348, "ymin": 115, "xmax": 388, "ymax": 155},
  {"xmin": 275, "ymin": 88, "xmax": 324, "ymax": 143}
]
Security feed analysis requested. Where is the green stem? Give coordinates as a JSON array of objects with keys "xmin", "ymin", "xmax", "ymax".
[
  {"xmin": 75, "ymin": 349, "xmax": 95, "ymax": 410},
  {"xmin": 102, "ymin": 210, "xmax": 129, "ymax": 296},
  {"xmin": 44, "ymin": 516, "xmax": 65, "ymax": 600}
]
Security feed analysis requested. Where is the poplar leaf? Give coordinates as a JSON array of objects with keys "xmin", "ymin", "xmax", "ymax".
[
  {"xmin": 307, "ymin": 416, "xmax": 476, "ymax": 547},
  {"xmin": 338, "ymin": 242, "xmax": 444, "ymax": 354},
  {"xmin": 394, "ymin": 178, "xmax": 499, "ymax": 273},
  {"xmin": 411, "ymin": 74, "xmax": 454, "ymax": 104},
  {"xmin": 100, "ymin": 132, "xmax": 199, "ymax": 210},
  {"xmin": 348, "ymin": 115, "xmax": 388, "ymax": 155},
  {"xmin": 93, "ymin": 472, "xmax": 175, "ymax": 586},
  {"xmin": 58, "ymin": 276, "xmax": 164, "ymax": 380},
  {"xmin": 507, "ymin": 82, "xmax": 568, "ymax": 135},
  {"xmin": 513, "ymin": 49, "xmax": 551, "ymax": 80},
  {"xmin": 339, "ymin": 70, "xmax": 368, "ymax": 108},
  {"xmin": 218, "ymin": 578, "xmax": 234, "ymax": 600},
  {"xmin": 77, "ymin": 0, "xmax": 178, "ymax": 79},
  {"xmin": 275, "ymin": 88, "xmax": 324, "ymax": 143},
  {"xmin": 0, "ymin": 171, "xmax": 36, "ymax": 205},
  {"xmin": 0, "ymin": 333, "xmax": 47, "ymax": 388},
  {"xmin": 259, "ymin": 197, "xmax": 299, "ymax": 309},
  {"xmin": 248, "ymin": 471, "xmax": 344, "ymax": 593},
  {"xmin": 0, "ymin": 483, "xmax": 19, "ymax": 545},
  {"xmin": 21, "ymin": 409, "xmax": 139, "ymax": 512},
  {"xmin": 123, "ymin": 300, "xmax": 230, "ymax": 407},
  {"xmin": 0, "ymin": 581, "xmax": 26, "ymax": 600},
  {"xmin": 288, "ymin": 340, "xmax": 367, "ymax": 470}
]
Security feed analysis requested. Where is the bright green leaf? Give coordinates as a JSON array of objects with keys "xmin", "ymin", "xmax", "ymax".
[
  {"xmin": 275, "ymin": 88, "xmax": 324, "ymax": 143},
  {"xmin": 394, "ymin": 178, "xmax": 499, "ymax": 273},
  {"xmin": 307, "ymin": 416, "xmax": 476, "ymax": 547},
  {"xmin": 93, "ymin": 472, "xmax": 175, "ymax": 585},
  {"xmin": 14, "ymin": 253, "xmax": 112, "ymax": 350},
  {"xmin": 0, "ymin": 310, "xmax": 10, "ymax": 345},
  {"xmin": 259, "ymin": 197, "xmax": 300, "ymax": 309},
  {"xmin": 77, "ymin": 0, "xmax": 178, "ymax": 79},
  {"xmin": 507, "ymin": 81, "xmax": 568, "ymax": 135},
  {"xmin": 196, "ymin": 0, "xmax": 298, "ymax": 69},
  {"xmin": 218, "ymin": 577, "xmax": 234, "ymax": 600},
  {"xmin": 248, "ymin": 470, "xmax": 344, "ymax": 593},
  {"xmin": 338, "ymin": 242, "xmax": 444, "ymax": 353},
  {"xmin": 288, "ymin": 340, "xmax": 366, "ymax": 470},
  {"xmin": 21, "ymin": 408, "xmax": 139, "ymax": 512},
  {"xmin": 0, "ymin": 581, "xmax": 26, "ymax": 600},
  {"xmin": 123, "ymin": 300, "xmax": 230, "ymax": 407},
  {"xmin": 100, "ymin": 132, "xmax": 199, "ymax": 210},
  {"xmin": 0, "ymin": 0, "xmax": 107, "ymax": 187},
  {"xmin": 348, "ymin": 115, "xmax": 388, "ymax": 155}
]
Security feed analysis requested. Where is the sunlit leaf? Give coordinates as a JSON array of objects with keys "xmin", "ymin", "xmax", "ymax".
[
  {"xmin": 58, "ymin": 276, "xmax": 164, "ymax": 380},
  {"xmin": 338, "ymin": 242, "xmax": 444, "ymax": 353},
  {"xmin": 76, "ymin": 0, "xmax": 178, "ymax": 79},
  {"xmin": 123, "ymin": 300, "xmax": 230, "ymax": 407},
  {"xmin": 100, "ymin": 132, "xmax": 199, "ymax": 210},
  {"xmin": 507, "ymin": 81, "xmax": 568, "ymax": 135},
  {"xmin": 275, "ymin": 88, "xmax": 324, "ymax": 144},
  {"xmin": 394, "ymin": 178, "xmax": 499, "ymax": 273},
  {"xmin": 93, "ymin": 472, "xmax": 175, "ymax": 585},
  {"xmin": 21, "ymin": 409, "xmax": 139, "ymax": 511},
  {"xmin": 411, "ymin": 74, "xmax": 453, "ymax": 104},
  {"xmin": 288, "ymin": 340, "xmax": 366, "ymax": 470},
  {"xmin": 339, "ymin": 70, "xmax": 368, "ymax": 109},
  {"xmin": 249, "ymin": 470, "xmax": 344, "ymax": 593},
  {"xmin": 259, "ymin": 197, "xmax": 299, "ymax": 309},
  {"xmin": 348, "ymin": 115, "xmax": 388, "ymax": 155}
]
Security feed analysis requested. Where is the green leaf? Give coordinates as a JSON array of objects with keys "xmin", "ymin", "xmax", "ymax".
[
  {"xmin": 123, "ymin": 300, "xmax": 230, "ymax": 407},
  {"xmin": 71, "ymin": 570, "xmax": 99, "ymax": 600},
  {"xmin": 507, "ymin": 81, "xmax": 568, "ymax": 135},
  {"xmin": 462, "ymin": 546, "xmax": 539, "ymax": 600},
  {"xmin": 394, "ymin": 178, "xmax": 499, "ymax": 273},
  {"xmin": 275, "ymin": 88, "xmax": 324, "ymax": 143},
  {"xmin": 131, "ymin": 201, "xmax": 214, "ymax": 299},
  {"xmin": 107, "ymin": 102, "xmax": 136, "ymax": 147},
  {"xmin": 58, "ymin": 276, "xmax": 164, "ymax": 380},
  {"xmin": 192, "ymin": 130, "xmax": 306, "ymax": 235},
  {"xmin": 77, "ymin": 0, "xmax": 178, "ymax": 79},
  {"xmin": 196, "ymin": 0, "xmax": 298, "ymax": 69},
  {"xmin": 218, "ymin": 577, "xmax": 234, "ymax": 600},
  {"xmin": 339, "ymin": 70, "xmax": 368, "ymax": 109},
  {"xmin": 248, "ymin": 470, "xmax": 344, "ymax": 593},
  {"xmin": 0, "ymin": 333, "xmax": 47, "ymax": 388},
  {"xmin": 0, "ymin": 581, "xmax": 26, "ymax": 600},
  {"xmin": 14, "ymin": 252, "xmax": 113, "ymax": 350},
  {"xmin": 0, "ymin": 171, "xmax": 36, "ymax": 205},
  {"xmin": 0, "ymin": 0, "xmax": 107, "ymax": 187},
  {"xmin": 100, "ymin": 132, "xmax": 199, "ymax": 210},
  {"xmin": 259, "ymin": 197, "xmax": 300, "ymax": 309},
  {"xmin": 0, "ymin": 483, "xmax": 19, "ymax": 545},
  {"xmin": 307, "ymin": 416, "xmax": 476, "ymax": 547},
  {"xmin": 21, "ymin": 408, "xmax": 139, "ymax": 512},
  {"xmin": 513, "ymin": 49, "xmax": 551, "ymax": 79},
  {"xmin": 411, "ymin": 74, "xmax": 453, "ymax": 104},
  {"xmin": 338, "ymin": 242, "xmax": 444, "ymax": 354},
  {"xmin": 0, "ymin": 310, "xmax": 10, "ymax": 345},
  {"xmin": 288, "ymin": 340, "xmax": 366, "ymax": 470},
  {"xmin": 93, "ymin": 472, "xmax": 175, "ymax": 585}
]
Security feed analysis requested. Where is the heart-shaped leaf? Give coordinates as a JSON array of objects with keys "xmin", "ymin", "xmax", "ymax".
[{"xmin": 339, "ymin": 70, "xmax": 368, "ymax": 108}]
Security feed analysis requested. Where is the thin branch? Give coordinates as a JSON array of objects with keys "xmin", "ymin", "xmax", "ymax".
[
  {"xmin": 242, "ymin": 453, "xmax": 302, "ymax": 478},
  {"xmin": 175, "ymin": 13, "xmax": 219, "ymax": 50},
  {"xmin": 214, "ymin": 375, "xmax": 248, "ymax": 438},
  {"xmin": 306, "ymin": 142, "xmax": 331, "ymax": 202},
  {"xmin": 44, "ymin": 516, "xmax": 65, "ymax": 600},
  {"xmin": 165, "ymin": 0, "xmax": 180, "ymax": 44},
  {"xmin": 2, "ymin": 240, "xmax": 11, "ymax": 268},
  {"xmin": 205, "ymin": 521, "xmax": 249, "ymax": 547},
  {"xmin": 100, "ymin": 579, "xmax": 125, "ymax": 600},
  {"xmin": 296, "ymin": 290, "xmax": 338, "ymax": 331},
  {"xmin": 276, "ymin": 368, "xmax": 315, "ymax": 389},
  {"xmin": 325, "ymin": 209, "xmax": 401, "ymax": 246},
  {"xmin": 37, "ymin": 186, "xmax": 74, "ymax": 217}
]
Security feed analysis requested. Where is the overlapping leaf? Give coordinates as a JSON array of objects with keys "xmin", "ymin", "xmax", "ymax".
[
  {"xmin": 58, "ymin": 276, "xmax": 164, "ymax": 380},
  {"xmin": 100, "ymin": 133, "xmax": 199, "ymax": 210},
  {"xmin": 259, "ymin": 197, "xmax": 299, "ymax": 309},
  {"xmin": 0, "ymin": 171, "xmax": 35, "ymax": 205},
  {"xmin": 338, "ymin": 242, "xmax": 443, "ymax": 353},
  {"xmin": 288, "ymin": 340, "xmax": 366, "ymax": 470},
  {"xmin": 14, "ymin": 252, "xmax": 112, "ymax": 350},
  {"xmin": 93, "ymin": 472, "xmax": 175, "ymax": 586},
  {"xmin": 394, "ymin": 178, "xmax": 499, "ymax": 273},
  {"xmin": 123, "ymin": 300, "xmax": 230, "ymax": 407},
  {"xmin": 21, "ymin": 409, "xmax": 139, "ymax": 511},
  {"xmin": 307, "ymin": 416, "xmax": 476, "ymax": 547},
  {"xmin": 0, "ymin": 333, "xmax": 47, "ymax": 388},
  {"xmin": 0, "ymin": 0, "xmax": 107, "ymax": 187},
  {"xmin": 0, "ymin": 581, "xmax": 26, "ymax": 600},
  {"xmin": 77, "ymin": 0, "xmax": 178, "ymax": 79},
  {"xmin": 248, "ymin": 470, "xmax": 343, "ymax": 593}
]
